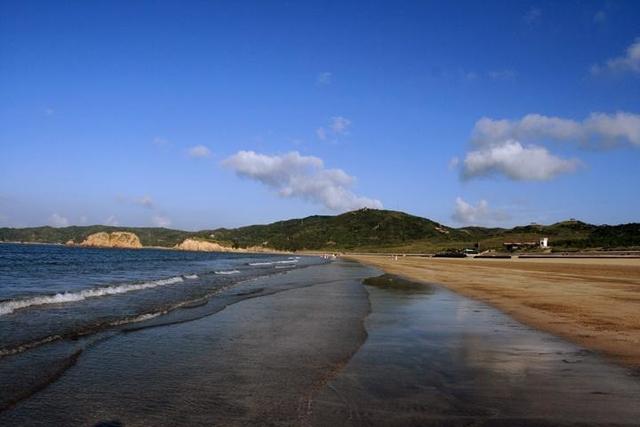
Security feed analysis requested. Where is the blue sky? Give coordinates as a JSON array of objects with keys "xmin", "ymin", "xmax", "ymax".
[{"xmin": 1, "ymin": 0, "xmax": 639, "ymax": 230}]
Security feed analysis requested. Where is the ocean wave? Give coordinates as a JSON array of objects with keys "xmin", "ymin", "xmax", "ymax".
[
  {"xmin": 0, "ymin": 283, "xmax": 237, "ymax": 358},
  {"xmin": 184, "ymin": 274, "xmax": 199, "ymax": 279},
  {"xmin": 214, "ymin": 270, "xmax": 240, "ymax": 275},
  {"xmin": 249, "ymin": 259, "xmax": 298, "ymax": 267},
  {"xmin": 108, "ymin": 311, "xmax": 167, "ymax": 326},
  {"xmin": 275, "ymin": 265, "xmax": 295, "ymax": 269},
  {"xmin": 1, "ymin": 307, "xmax": 177, "ymax": 358},
  {"xmin": 0, "ymin": 334, "xmax": 63, "ymax": 358},
  {"xmin": 0, "ymin": 276, "xmax": 185, "ymax": 316},
  {"xmin": 2, "ymin": 303, "xmax": 190, "ymax": 358}
]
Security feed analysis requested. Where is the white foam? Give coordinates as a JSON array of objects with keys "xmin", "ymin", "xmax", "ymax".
[
  {"xmin": 0, "ymin": 310, "xmax": 170, "ymax": 358},
  {"xmin": 0, "ymin": 276, "xmax": 185, "ymax": 316},
  {"xmin": 109, "ymin": 311, "xmax": 166, "ymax": 326},
  {"xmin": 214, "ymin": 269, "xmax": 240, "ymax": 275},
  {"xmin": 0, "ymin": 334, "xmax": 63, "ymax": 358},
  {"xmin": 275, "ymin": 259, "xmax": 298, "ymax": 264},
  {"xmin": 248, "ymin": 262, "xmax": 273, "ymax": 266},
  {"xmin": 184, "ymin": 274, "xmax": 199, "ymax": 279}
]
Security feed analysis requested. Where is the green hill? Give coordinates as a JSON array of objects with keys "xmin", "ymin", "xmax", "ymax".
[
  {"xmin": 206, "ymin": 208, "xmax": 465, "ymax": 251},
  {"xmin": 0, "ymin": 225, "xmax": 191, "ymax": 247},
  {"xmin": 1, "ymin": 209, "xmax": 638, "ymax": 252}
]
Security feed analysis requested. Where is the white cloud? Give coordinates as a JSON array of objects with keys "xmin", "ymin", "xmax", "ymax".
[
  {"xmin": 452, "ymin": 197, "xmax": 510, "ymax": 226},
  {"xmin": 462, "ymin": 140, "xmax": 580, "ymax": 181},
  {"xmin": 151, "ymin": 215, "xmax": 171, "ymax": 228},
  {"xmin": 79, "ymin": 216, "xmax": 88, "ymax": 225},
  {"xmin": 330, "ymin": 116, "xmax": 351, "ymax": 135},
  {"xmin": 223, "ymin": 150, "xmax": 383, "ymax": 212},
  {"xmin": 187, "ymin": 145, "xmax": 212, "ymax": 158},
  {"xmin": 316, "ymin": 116, "xmax": 352, "ymax": 141},
  {"xmin": 104, "ymin": 215, "xmax": 119, "ymax": 226},
  {"xmin": 49, "ymin": 213, "xmax": 69, "ymax": 227},
  {"xmin": 592, "ymin": 38, "xmax": 640, "ymax": 75},
  {"xmin": 316, "ymin": 72, "xmax": 333, "ymax": 85},
  {"xmin": 460, "ymin": 111, "xmax": 640, "ymax": 181},
  {"xmin": 472, "ymin": 115, "xmax": 581, "ymax": 145},
  {"xmin": 472, "ymin": 112, "xmax": 640, "ymax": 147},
  {"xmin": 585, "ymin": 112, "xmax": 640, "ymax": 146}
]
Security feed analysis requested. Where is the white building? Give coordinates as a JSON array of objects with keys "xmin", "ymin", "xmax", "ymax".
[{"xmin": 540, "ymin": 237, "xmax": 549, "ymax": 248}]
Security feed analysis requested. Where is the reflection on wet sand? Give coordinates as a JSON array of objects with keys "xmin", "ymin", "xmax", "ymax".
[{"xmin": 312, "ymin": 274, "xmax": 640, "ymax": 426}]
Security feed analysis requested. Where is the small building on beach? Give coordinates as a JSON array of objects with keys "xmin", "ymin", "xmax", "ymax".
[{"xmin": 503, "ymin": 237, "xmax": 550, "ymax": 251}]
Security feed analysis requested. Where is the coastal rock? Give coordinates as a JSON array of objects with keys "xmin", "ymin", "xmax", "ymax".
[
  {"xmin": 174, "ymin": 238, "xmax": 276, "ymax": 253},
  {"xmin": 174, "ymin": 238, "xmax": 247, "ymax": 253},
  {"xmin": 80, "ymin": 232, "xmax": 142, "ymax": 249}
]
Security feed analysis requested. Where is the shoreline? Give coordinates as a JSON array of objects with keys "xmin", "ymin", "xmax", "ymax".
[{"xmin": 347, "ymin": 254, "xmax": 640, "ymax": 368}]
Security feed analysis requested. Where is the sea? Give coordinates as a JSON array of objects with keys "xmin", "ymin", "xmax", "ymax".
[
  {"xmin": 0, "ymin": 243, "xmax": 322, "ymax": 356},
  {"xmin": 0, "ymin": 242, "xmax": 327, "ymax": 415}
]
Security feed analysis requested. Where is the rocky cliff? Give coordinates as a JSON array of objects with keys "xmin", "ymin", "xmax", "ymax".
[
  {"xmin": 80, "ymin": 232, "xmax": 143, "ymax": 249},
  {"xmin": 174, "ymin": 238, "xmax": 277, "ymax": 253}
]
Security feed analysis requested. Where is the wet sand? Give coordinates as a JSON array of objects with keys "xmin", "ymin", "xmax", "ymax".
[
  {"xmin": 2, "ymin": 260, "xmax": 640, "ymax": 426},
  {"xmin": 348, "ymin": 255, "xmax": 640, "ymax": 368},
  {"xmin": 312, "ymin": 274, "xmax": 640, "ymax": 426}
]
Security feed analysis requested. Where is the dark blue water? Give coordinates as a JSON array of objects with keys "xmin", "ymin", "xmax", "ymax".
[
  {"xmin": 0, "ymin": 243, "xmax": 326, "ymax": 416},
  {"xmin": 0, "ymin": 243, "xmax": 285, "ymax": 299},
  {"xmin": 0, "ymin": 243, "xmax": 318, "ymax": 355}
]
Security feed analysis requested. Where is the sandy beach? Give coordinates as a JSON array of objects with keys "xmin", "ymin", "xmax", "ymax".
[{"xmin": 347, "ymin": 255, "xmax": 640, "ymax": 368}]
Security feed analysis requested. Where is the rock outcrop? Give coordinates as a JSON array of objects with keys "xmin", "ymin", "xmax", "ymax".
[
  {"xmin": 174, "ymin": 238, "xmax": 277, "ymax": 253},
  {"xmin": 80, "ymin": 232, "xmax": 142, "ymax": 249},
  {"xmin": 174, "ymin": 239, "xmax": 237, "ymax": 252}
]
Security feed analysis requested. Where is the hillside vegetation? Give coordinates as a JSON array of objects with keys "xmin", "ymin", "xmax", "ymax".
[
  {"xmin": 1, "ymin": 209, "xmax": 638, "ymax": 252},
  {"xmin": 0, "ymin": 225, "xmax": 191, "ymax": 247}
]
